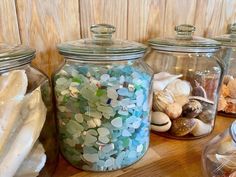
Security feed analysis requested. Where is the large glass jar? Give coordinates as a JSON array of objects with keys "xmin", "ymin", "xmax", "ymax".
[
  {"xmin": 0, "ymin": 44, "xmax": 58, "ymax": 177},
  {"xmin": 53, "ymin": 24, "xmax": 153, "ymax": 171},
  {"xmin": 202, "ymin": 120, "xmax": 236, "ymax": 177},
  {"xmin": 214, "ymin": 23, "xmax": 236, "ymax": 117},
  {"xmin": 145, "ymin": 24, "xmax": 224, "ymax": 139}
]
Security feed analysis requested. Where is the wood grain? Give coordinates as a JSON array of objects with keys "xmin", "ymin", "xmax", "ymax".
[
  {"xmin": 53, "ymin": 116, "xmax": 235, "ymax": 177},
  {"xmin": 79, "ymin": 0, "xmax": 128, "ymax": 39},
  {"xmin": 0, "ymin": 0, "xmax": 20, "ymax": 44},
  {"xmin": 164, "ymin": 0, "xmax": 197, "ymax": 37},
  {"xmin": 16, "ymin": 0, "xmax": 81, "ymax": 76},
  {"xmin": 128, "ymin": 0, "xmax": 166, "ymax": 42}
]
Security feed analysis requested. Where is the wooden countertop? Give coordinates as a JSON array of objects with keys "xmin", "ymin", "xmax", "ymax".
[{"xmin": 53, "ymin": 116, "xmax": 235, "ymax": 177}]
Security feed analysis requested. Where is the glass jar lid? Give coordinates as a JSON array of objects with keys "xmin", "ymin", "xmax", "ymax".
[
  {"xmin": 57, "ymin": 24, "xmax": 147, "ymax": 60},
  {"xmin": 0, "ymin": 43, "xmax": 35, "ymax": 70},
  {"xmin": 213, "ymin": 23, "xmax": 236, "ymax": 47},
  {"xmin": 149, "ymin": 24, "xmax": 220, "ymax": 53}
]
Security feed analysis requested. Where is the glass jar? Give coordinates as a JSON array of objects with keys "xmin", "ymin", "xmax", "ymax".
[
  {"xmin": 202, "ymin": 120, "xmax": 236, "ymax": 177},
  {"xmin": 214, "ymin": 23, "xmax": 236, "ymax": 117},
  {"xmin": 0, "ymin": 44, "xmax": 58, "ymax": 177},
  {"xmin": 145, "ymin": 24, "xmax": 224, "ymax": 139},
  {"xmin": 53, "ymin": 24, "xmax": 153, "ymax": 171}
]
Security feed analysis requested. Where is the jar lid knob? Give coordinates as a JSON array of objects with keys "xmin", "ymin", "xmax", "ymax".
[
  {"xmin": 90, "ymin": 24, "xmax": 116, "ymax": 40},
  {"xmin": 229, "ymin": 23, "xmax": 236, "ymax": 34},
  {"xmin": 230, "ymin": 120, "xmax": 236, "ymax": 143},
  {"xmin": 175, "ymin": 24, "xmax": 196, "ymax": 40}
]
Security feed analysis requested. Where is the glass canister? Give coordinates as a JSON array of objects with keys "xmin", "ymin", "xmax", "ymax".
[
  {"xmin": 53, "ymin": 24, "xmax": 153, "ymax": 171},
  {"xmin": 214, "ymin": 23, "xmax": 236, "ymax": 117},
  {"xmin": 145, "ymin": 24, "xmax": 223, "ymax": 139},
  {"xmin": 0, "ymin": 44, "xmax": 58, "ymax": 177},
  {"xmin": 202, "ymin": 120, "xmax": 236, "ymax": 177}
]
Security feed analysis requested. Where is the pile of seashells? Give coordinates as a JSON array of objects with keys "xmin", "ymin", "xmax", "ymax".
[
  {"xmin": 218, "ymin": 75, "xmax": 236, "ymax": 115},
  {"xmin": 151, "ymin": 72, "xmax": 216, "ymax": 138},
  {"xmin": 0, "ymin": 70, "xmax": 47, "ymax": 177}
]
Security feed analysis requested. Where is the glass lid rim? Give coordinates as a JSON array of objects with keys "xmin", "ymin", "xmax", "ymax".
[{"xmin": 0, "ymin": 43, "xmax": 36, "ymax": 59}]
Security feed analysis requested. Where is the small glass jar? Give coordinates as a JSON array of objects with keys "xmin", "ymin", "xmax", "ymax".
[
  {"xmin": 145, "ymin": 24, "xmax": 224, "ymax": 139},
  {"xmin": 202, "ymin": 120, "xmax": 236, "ymax": 177},
  {"xmin": 0, "ymin": 44, "xmax": 58, "ymax": 177},
  {"xmin": 214, "ymin": 23, "xmax": 236, "ymax": 117},
  {"xmin": 53, "ymin": 24, "xmax": 153, "ymax": 171}
]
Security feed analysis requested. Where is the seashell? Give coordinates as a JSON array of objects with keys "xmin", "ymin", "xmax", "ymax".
[
  {"xmin": 151, "ymin": 112, "xmax": 171, "ymax": 132},
  {"xmin": 174, "ymin": 95, "xmax": 189, "ymax": 107},
  {"xmin": 190, "ymin": 119, "xmax": 212, "ymax": 136},
  {"xmin": 152, "ymin": 72, "xmax": 183, "ymax": 91},
  {"xmin": 220, "ymin": 84, "xmax": 230, "ymax": 98},
  {"xmin": 166, "ymin": 79, "xmax": 192, "ymax": 97},
  {"xmin": 170, "ymin": 118, "xmax": 196, "ymax": 136},
  {"xmin": 182, "ymin": 100, "xmax": 203, "ymax": 118},
  {"xmin": 0, "ymin": 87, "xmax": 46, "ymax": 177},
  {"xmin": 223, "ymin": 75, "xmax": 234, "ymax": 85},
  {"xmin": 189, "ymin": 96, "xmax": 214, "ymax": 105},
  {"xmin": 153, "ymin": 89, "xmax": 174, "ymax": 111},
  {"xmin": 0, "ymin": 99, "xmax": 23, "ymax": 154},
  {"xmin": 215, "ymin": 153, "xmax": 236, "ymax": 170},
  {"xmin": 217, "ymin": 141, "xmax": 236, "ymax": 155},
  {"xmin": 228, "ymin": 79, "xmax": 236, "ymax": 99},
  {"xmin": 224, "ymin": 102, "xmax": 236, "ymax": 114},
  {"xmin": 15, "ymin": 141, "xmax": 46, "ymax": 177},
  {"xmin": 165, "ymin": 103, "xmax": 182, "ymax": 119},
  {"xmin": 192, "ymin": 80, "xmax": 207, "ymax": 98},
  {"xmin": 0, "ymin": 70, "xmax": 28, "ymax": 102},
  {"xmin": 217, "ymin": 96, "xmax": 227, "ymax": 112},
  {"xmin": 198, "ymin": 109, "xmax": 215, "ymax": 123}
]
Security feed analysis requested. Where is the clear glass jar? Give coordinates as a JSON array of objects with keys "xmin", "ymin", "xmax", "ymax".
[
  {"xmin": 214, "ymin": 23, "xmax": 236, "ymax": 117},
  {"xmin": 0, "ymin": 44, "xmax": 58, "ymax": 177},
  {"xmin": 145, "ymin": 24, "xmax": 224, "ymax": 139},
  {"xmin": 53, "ymin": 24, "xmax": 153, "ymax": 171},
  {"xmin": 202, "ymin": 120, "xmax": 236, "ymax": 177}
]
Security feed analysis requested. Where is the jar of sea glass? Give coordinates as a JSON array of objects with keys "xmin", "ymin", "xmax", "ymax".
[
  {"xmin": 53, "ymin": 24, "xmax": 153, "ymax": 171},
  {"xmin": 214, "ymin": 23, "xmax": 236, "ymax": 117},
  {"xmin": 145, "ymin": 24, "xmax": 224, "ymax": 139},
  {"xmin": 0, "ymin": 43, "xmax": 58, "ymax": 177},
  {"xmin": 202, "ymin": 120, "xmax": 236, "ymax": 177}
]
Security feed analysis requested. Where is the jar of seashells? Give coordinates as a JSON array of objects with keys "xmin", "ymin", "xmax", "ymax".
[
  {"xmin": 202, "ymin": 120, "xmax": 236, "ymax": 177},
  {"xmin": 0, "ymin": 44, "xmax": 58, "ymax": 177},
  {"xmin": 145, "ymin": 24, "xmax": 224, "ymax": 139},
  {"xmin": 214, "ymin": 23, "xmax": 236, "ymax": 117}
]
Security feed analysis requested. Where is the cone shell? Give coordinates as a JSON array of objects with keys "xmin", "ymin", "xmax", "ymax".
[{"xmin": 170, "ymin": 118, "xmax": 196, "ymax": 136}]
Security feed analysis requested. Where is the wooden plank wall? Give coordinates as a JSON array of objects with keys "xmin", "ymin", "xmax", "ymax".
[{"xmin": 0, "ymin": 0, "xmax": 236, "ymax": 76}]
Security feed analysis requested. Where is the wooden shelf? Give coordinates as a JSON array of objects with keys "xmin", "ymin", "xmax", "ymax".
[{"xmin": 53, "ymin": 116, "xmax": 234, "ymax": 177}]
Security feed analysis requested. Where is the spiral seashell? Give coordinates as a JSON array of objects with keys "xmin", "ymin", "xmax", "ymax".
[
  {"xmin": 166, "ymin": 79, "xmax": 192, "ymax": 97},
  {"xmin": 217, "ymin": 96, "xmax": 227, "ymax": 112},
  {"xmin": 152, "ymin": 72, "xmax": 182, "ymax": 91}
]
